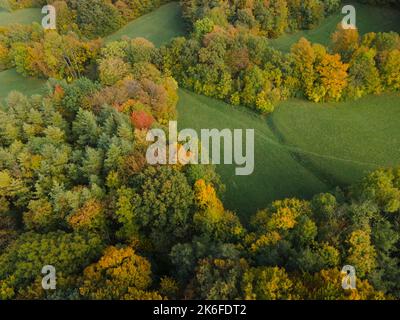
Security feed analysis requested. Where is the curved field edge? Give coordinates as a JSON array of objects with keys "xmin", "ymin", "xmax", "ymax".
[
  {"xmin": 105, "ymin": 2, "xmax": 186, "ymax": 46},
  {"xmin": 270, "ymin": 94, "xmax": 400, "ymax": 186}
]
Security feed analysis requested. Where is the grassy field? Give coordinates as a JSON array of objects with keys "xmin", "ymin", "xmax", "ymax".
[
  {"xmin": 270, "ymin": 2, "xmax": 400, "ymax": 52},
  {"xmin": 105, "ymin": 2, "xmax": 186, "ymax": 46},
  {"xmin": 0, "ymin": 69, "xmax": 46, "ymax": 101},
  {"xmin": 0, "ymin": 8, "xmax": 41, "ymax": 26},
  {"xmin": 178, "ymin": 90, "xmax": 400, "ymax": 217},
  {"xmin": 177, "ymin": 89, "xmax": 330, "ymax": 217}
]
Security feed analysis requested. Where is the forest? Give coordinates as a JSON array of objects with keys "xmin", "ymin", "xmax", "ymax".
[{"xmin": 0, "ymin": 0, "xmax": 399, "ymax": 300}]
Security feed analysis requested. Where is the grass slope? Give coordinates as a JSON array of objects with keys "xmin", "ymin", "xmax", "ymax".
[
  {"xmin": 0, "ymin": 8, "xmax": 41, "ymax": 26},
  {"xmin": 0, "ymin": 69, "xmax": 46, "ymax": 101},
  {"xmin": 177, "ymin": 89, "xmax": 329, "ymax": 218},
  {"xmin": 271, "ymin": 94, "xmax": 400, "ymax": 188},
  {"xmin": 178, "ymin": 89, "xmax": 400, "ymax": 216},
  {"xmin": 270, "ymin": 2, "xmax": 400, "ymax": 52},
  {"xmin": 105, "ymin": 2, "xmax": 186, "ymax": 46},
  {"xmin": 175, "ymin": 3, "xmax": 400, "ymax": 216}
]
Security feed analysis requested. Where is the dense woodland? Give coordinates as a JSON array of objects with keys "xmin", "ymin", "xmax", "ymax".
[{"xmin": 0, "ymin": 0, "xmax": 399, "ymax": 300}]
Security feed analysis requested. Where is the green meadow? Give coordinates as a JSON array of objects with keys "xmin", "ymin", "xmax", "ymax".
[
  {"xmin": 105, "ymin": 2, "xmax": 186, "ymax": 46},
  {"xmin": 0, "ymin": 69, "xmax": 46, "ymax": 101},
  {"xmin": 177, "ymin": 90, "xmax": 400, "ymax": 216},
  {"xmin": 177, "ymin": 89, "xmax": 330, "ymax": 217}
]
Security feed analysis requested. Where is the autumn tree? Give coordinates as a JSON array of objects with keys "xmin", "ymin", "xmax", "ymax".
[
  {"xmin": 347, "ymin": 46, "xmax": 381, "ymax": 98},
  {"xmin": 99, "ymin": 57, "xmax": 130, "ymax": 86},
  {"xmin": 331, "ymin": 23, "xmax": 360, "ymax": 62},
  {"xmin": 354, "ymin": 167, "xmax": 400, "ymax": 213},
  {"xmin": 115, "ymin": 166, "xmax": 194, "ymax": 252},
  {"xmin": 314, "ymin": 48, "xmax": 349, "ymax": 102},
  {"xmin": 346, "ymin": 228, "xmax": 377, "ymax": 278},
  {"xmin": 80, "ymin": 246, "xmax": 162, "ymax": 299},
  {"xmin": 301, "ymin": 268, "xmax": 386, "ymax": 300},
  {"xmin": 76, "ymin": 0, "xmax": 122, "ymax": 38},
  {"xmin": 380, "ymin": 49, "xmax": 400, "ymax": 91},
  {"xmin": 242, "ymin": 267, "xmax": 297, "ymax": 300},
  {"xmin": 193, "ymin": 179, "xmax": 245, "ymax": 242},
  {"xmin": 292, "ymin": 39, "xmax": 348, "ymax": 102},
  {"xmin": 190, "ymin": 258, "xmax": 248, "ymax": 300}
]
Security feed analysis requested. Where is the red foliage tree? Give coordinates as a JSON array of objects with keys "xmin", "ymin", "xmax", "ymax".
[{"xmin": 130, "ymin": 110, "xmax": 155, "ymax": 130}]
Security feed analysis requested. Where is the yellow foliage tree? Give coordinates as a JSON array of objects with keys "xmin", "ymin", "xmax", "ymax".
[
  {"xmin": 242, "ymin": 266, "xmax": 298, "ymax": 300},
  {"xmin": 331, "ymin": 23, "xmax": 360, "ymax": 61},
  {"xmin": 346, "ymin": 229, "xmax": 377, "ymax": 278},
  {"xmin": 193, "ymin": 179, "xmax": 244, "ymax": 241},
  {"xmin": 292, "ymin": 38, "xmax": 349, "ymax": 102},
  {"xmin": 67, "ymin": 199, "xmax": 106, "ymax": 233},
  {"xmin": 80, "ymin": 246, "xmax": 162, "ymax": 300},
  {"xmin": 300, "ymin": 268, "xmax": 386, "ymax": 300},
  {"xmin": 381, "ymin": 49, "xmax": 400, "ymax": 91},
  {"xmin": 194, "ymin": 179, "xmax": 224, "ymax": 213},
  {"xmin": 314, "ymin": 52, "xmax": 349, "ymax": 102}
]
